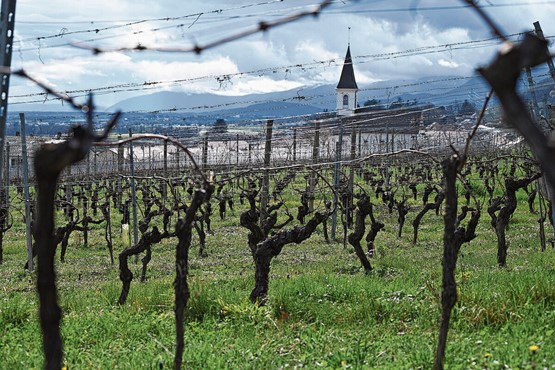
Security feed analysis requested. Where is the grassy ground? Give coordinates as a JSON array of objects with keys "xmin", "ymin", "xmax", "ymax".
[{"xmin": 1, "ymin": 176, "xmax": 555, "ymax": 369}]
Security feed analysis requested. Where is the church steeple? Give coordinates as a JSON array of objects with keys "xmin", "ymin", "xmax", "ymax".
[
  {"xmin": 336, "ymin": 46, "xmax": 358, "ymax": 90},
  {"xmin": 336, "ymin": 45, "xmax": 358, "ymax": 116}
]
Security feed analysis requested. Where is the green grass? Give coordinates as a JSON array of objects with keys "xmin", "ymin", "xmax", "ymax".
[{"xmin": 2, "ymin": 168, "xmax": 555, "ymax": 369}]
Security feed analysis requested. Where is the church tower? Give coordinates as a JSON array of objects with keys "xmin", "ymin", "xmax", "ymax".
[{"xmin": 336, "ymin": 45, "xmax": 358, "ymax": 116}]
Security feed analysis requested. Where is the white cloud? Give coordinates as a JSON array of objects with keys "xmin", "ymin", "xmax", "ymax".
[
  {"xmin": 438, "ymin": 59, "xmax": 460, "ymax": 68},
  {"xmin": 132, "ymin": 57, "xmax": 239, "ymax": 85},
  {"xmin": 295, "ymin": 41, "xmax": 338, "ymax": 62},
  {"xmin": 211, "ymin": 77, "xmax": 303, "ymax": 96}
]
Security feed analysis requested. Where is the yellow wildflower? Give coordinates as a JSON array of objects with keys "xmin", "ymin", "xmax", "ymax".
[
  {"xmin": 484, "ymin": 353, "xmax": 492, "ymax": 358},
  {"xmin": 341, "ymin": 359, "xmax": 347, "ymax": 367},
  {"xmin": 529, "ymin": 344, "xmax": 539, "ymax": 352}
]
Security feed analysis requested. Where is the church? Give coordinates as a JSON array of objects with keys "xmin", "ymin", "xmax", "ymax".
[
  {"xmin": 336, "ymin": 45, "xmax": 358, "ymax": 117},
  {"xmin": 332, "ymin": 45, "xmax": 437, "ymax": 133}
]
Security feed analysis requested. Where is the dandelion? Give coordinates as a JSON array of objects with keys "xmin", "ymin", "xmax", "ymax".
[
  {"xmin": 484, "ymin": 353, "xmax": 492, "ymax": 358},
  {"xmin": 529, "ymin": 344, "xmax": 539, "ymax": 353},
  {"xmin": 341, "ymin": 359, "xmax": 347, "ymax": 367}
]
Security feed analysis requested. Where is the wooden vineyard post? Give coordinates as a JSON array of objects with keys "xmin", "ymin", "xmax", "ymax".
[
  {"xmin": 331, "ymin": 120, "xmax": 344, "ymax": 240},
  {"xmin": 20, "ymin": 113, "xmax": 33, "ymax": 270},
  {"xmin": 86, "ymin": 151, "xmax": 91, "ymax": 178},
  {"xmin": 293, "ymin": 128, "xmax": 297, "ymax": 163},
  {"xmin": 348, "ymin": 122, "xmax": 357, "ymax": 229},
  {"xmin": 93, "ymin": 149, "xmax": 97, "ymax": 175},
  {"xmin": 4, "ymin": 141, "xmax": 8, "ymax": 204},
  {"xmin": 309, "ymin": 120, "xmax": 320, "ymax": 212},
  {"xmin": 128, "ymin": 129, "xmax": 138, "ymax": 246},
  {"xmin": 358, "ymin": 128, "xmax": 362, "ymax": 157},
  {"xmin": 202, "ymin": 134, "xmax": 208, "ymax": 171},
  {"xmin": 117, "ymin": 138, "xmax": 124, "ymax": 206},
  {"xmin": 163, "ymin": 139, "xmax": 168, "ymax": 199},
  {"xmin": 4, "ymin": 139, "xmax": 9, "ymax": 209},
  {"xmin": 0, "ymin": 139, "xmax": 9, "ymax": 264},
  {"xmin": 260, "ymin": 120, "xmax": 273, "ymax": 226},
  {"xmin": 236, "ymin": 133, "xmax": 239, "ymax": 166}
]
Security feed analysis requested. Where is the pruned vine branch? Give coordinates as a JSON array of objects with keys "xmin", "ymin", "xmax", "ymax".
[
  {"xmin": 33, "ymin": 94, "xmax": 121, "ymax": 370},
  {"xmin": 478, "ymin": 33, "xmax": 555, "ymax": 188}
]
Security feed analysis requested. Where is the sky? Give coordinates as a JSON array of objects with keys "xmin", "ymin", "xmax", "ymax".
[{"xmin": 7, "ymin": 0, "xmax": 555, "ymax": 111}]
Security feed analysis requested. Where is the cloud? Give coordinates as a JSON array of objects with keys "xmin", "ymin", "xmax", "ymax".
[
  {"xmin": 132, "ymin": 57, "xmax": 240, "ymax": 86},
  {"xmin": 438, "ymin": 59, "xmax": 460, "ymax": 68},
  {"xmin": 295, "ymin": 41, "xmax": 338, "ymax": 62},
  {"xmin": 9, "ymin": 0, "xmax": 555, "ymax": 108},
  {"xmin": 211, "ymin": 77, "xmax": 303, "ymax": 96}
]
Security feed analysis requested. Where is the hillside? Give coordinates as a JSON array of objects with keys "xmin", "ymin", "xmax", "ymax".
[{"xmin": 10, "ymin": 71, "xmax": 555, "ymax": 121}]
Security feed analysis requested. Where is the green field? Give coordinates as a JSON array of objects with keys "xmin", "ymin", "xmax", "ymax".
[{"xmin": 1, "ymin": 162, "xmax": 555, "ymax": 369}]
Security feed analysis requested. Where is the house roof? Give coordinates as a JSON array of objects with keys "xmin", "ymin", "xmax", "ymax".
[{"xmin": 336, "ymin": 46, "xmax": 358, "ymax": 90}]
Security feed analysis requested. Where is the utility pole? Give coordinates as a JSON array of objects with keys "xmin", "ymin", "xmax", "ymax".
[{"xmin": 0, "ymin": 0, "xmax": 17, "ymax": 246}]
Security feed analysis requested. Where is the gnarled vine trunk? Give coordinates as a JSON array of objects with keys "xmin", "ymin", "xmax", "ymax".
[
  {"xmin": 250, "ymin": 211, "xmax": 330, "ymax": 303},
  {"xmin": 433, "ymin": 156, "xmax": 480, "ymax": 370},
  {"xmin": 347, "ymin": 195, "xmax": 373, "ymax": 272},
  {"xmin": 173, "ymin": 186, "xmax": 214, "ymax": 370}
]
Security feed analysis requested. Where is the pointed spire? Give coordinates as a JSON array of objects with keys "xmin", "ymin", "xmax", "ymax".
[{"xmin": 336, "ymin": 46, "xmax": 358, "ymax": 89}]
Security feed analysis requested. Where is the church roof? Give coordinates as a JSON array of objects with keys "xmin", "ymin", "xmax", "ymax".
[{"xmin": 336, "ymin": 46, "xmax": 358, "ymax": 90}]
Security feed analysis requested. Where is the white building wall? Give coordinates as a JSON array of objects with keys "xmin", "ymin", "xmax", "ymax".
[{"xmin": 336, "ymin": 89, "xmax": 358, "ymax": 116}]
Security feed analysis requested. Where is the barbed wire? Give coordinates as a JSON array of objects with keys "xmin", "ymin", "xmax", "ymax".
[
  {"xmin": 9, "ymin": 31, "xmax": 540, "ymax": 114},
  {"xmin": 14, "ymin": 0, "xmax": 554, "ymax": 51},
  {"xmin": 15, "ymin": 0, "xmax": 289, "ymax": 44},
  {"xmin": 331, "ymin": 0, "xmax": 555, "ymax": 14},
  {"xmin": 71, "ymin": 0, "xmax": 333, "ymax": 55}
]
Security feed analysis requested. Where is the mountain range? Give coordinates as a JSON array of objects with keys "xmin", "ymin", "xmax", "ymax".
[
  {"xmin": 105, "ymin": 75, "xmax": 492, "ymax": 113},
  {"xmin": 106, "ymin": 72, "xmax": 555, "ymax": 119},
  {"xmin": 12, "ymin": 71, "xmax": 555, "ymax": 122}
]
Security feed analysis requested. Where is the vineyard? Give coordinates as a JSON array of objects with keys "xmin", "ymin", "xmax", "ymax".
[
  {"xmin": 2, "ymin": 124, "xmax": 555, "ymax": 368},
  {"xmin": 2, "ymin": 1, "xmax": 555, "ymax": 370}
]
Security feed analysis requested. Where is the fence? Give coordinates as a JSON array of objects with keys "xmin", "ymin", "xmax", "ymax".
[{"xmin": 2, "ymin": 118, "xmax": 523, "ymax": 188}]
